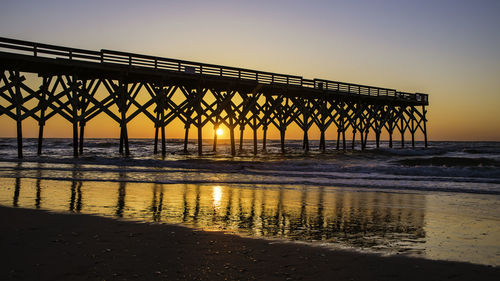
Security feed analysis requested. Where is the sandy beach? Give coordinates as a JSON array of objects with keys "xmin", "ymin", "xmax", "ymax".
[
  {"xmin": 1, "ymin": 206, "xmax": 498, "ymax": 281},
  {"xmin": 1, "ymin": 0, "xmax": 500, "ymax": 279}
]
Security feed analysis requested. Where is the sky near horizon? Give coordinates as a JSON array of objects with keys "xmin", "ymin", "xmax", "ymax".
[{"xmin": 1, "ymin": 0, "xmax": 499, "ymax": 141}]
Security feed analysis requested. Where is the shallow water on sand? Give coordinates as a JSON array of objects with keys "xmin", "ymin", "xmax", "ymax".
[
  {"xmin": 0, "ymin": 139, "xmax": 499, "ymax": 266},
  {"xmin": 0, "ymin": 176, "xmax": 499, "ymax": 266}
]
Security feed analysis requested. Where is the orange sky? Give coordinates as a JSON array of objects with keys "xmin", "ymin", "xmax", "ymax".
[{"xmin": 1, "ymin": 0, "xmax": 499, "ymax": 141}]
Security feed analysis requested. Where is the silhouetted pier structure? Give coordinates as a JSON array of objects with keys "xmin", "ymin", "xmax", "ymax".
[{"xmin": 0, "ymin": 37, "xmax": 428, "ymax": 158}]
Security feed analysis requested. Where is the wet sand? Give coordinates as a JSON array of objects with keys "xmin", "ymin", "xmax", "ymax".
[{"xmin": 1, "ymin": 206, "xmax": 498, "ymax": 281}]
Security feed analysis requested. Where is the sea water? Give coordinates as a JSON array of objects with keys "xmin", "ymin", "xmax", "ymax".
[{"xmin": 0, "ymin": 138, "xmax": 499, "ymax": 266}]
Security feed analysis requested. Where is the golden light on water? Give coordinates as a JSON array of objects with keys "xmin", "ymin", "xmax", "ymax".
[
  {"xmin": 216, "ymin": 128, "xmax": 223, "ymax": 136},
  {"xmin": 212, "ymin": 185, "xmax": 222, "ymax": 207}
]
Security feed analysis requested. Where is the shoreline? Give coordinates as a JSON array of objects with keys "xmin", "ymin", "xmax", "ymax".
[{"xmin": 1, "ymin": 206, "xmax": 498, "ymax": 281}]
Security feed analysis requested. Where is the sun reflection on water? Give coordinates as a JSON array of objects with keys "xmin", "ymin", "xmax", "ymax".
[{"xmin": 212, "ymin": 185, "xmax": 222, "ymax": 208}]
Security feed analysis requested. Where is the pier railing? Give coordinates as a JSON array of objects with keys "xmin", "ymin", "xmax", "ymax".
[{"xmin": 0, "ymin": 37, "xmax": 427, "ymax": 103}]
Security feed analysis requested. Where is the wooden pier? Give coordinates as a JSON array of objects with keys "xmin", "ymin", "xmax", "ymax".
[{"xmin": 0, "ymin": 37, "xmax": 428, "ymax": 158}]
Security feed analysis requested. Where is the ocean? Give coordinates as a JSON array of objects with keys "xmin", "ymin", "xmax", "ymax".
[{"xmin": 0, "ymin": 138, "xmax": 499, "ymax": 266}]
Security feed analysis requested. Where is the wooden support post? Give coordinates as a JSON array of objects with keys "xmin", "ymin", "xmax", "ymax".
[
  {"xmin": 302, "ymin": 130, "xmax": 306, "ymax": 149},
  {"xmin": 119, "ymin": 127, "xmax": 124, "ymax": 154},
  {"xmin": 411, "ymin": 107, "xmax": 415, "ymax": 148},
  {"xmin": 422, "ymin": 105, "xmax": 428, "ymax": 148},
  {"xmin": 400, "ymin": 116, "xmax": 405, "ymax": 148},
  {"xmin": 280, "ymin": 129, "xmax": 286, "ymax": 154},
  {"xmin": 15, "ymin": 77, "xmax": 22, "ymax": 159},
  {"xmin": 389, "ymin": 131, "xmax": 393, "ymax": 148},
  {"xmin": 154, "ymin": 103, "xmax": 160, "ymax": 154},
  {"xmin": 37, "ymin": 79, "xmax": 47, "ymax": 155},
  {"xmin": 411, "ymin": 130, "xmax": 415, "ymax": 148},
  {"xmin": 79, "ymin": 121, "xmax": 85, "ymax": 155},
  {"xmin": 71, "ymin": 79, "xmax": 79, "ymax": 158},
  {"xmin": 303, "ymin": 129, "xmax": 309, "ymax": 152},
  {"xmin": 360, "ymin": 129, "xmax": 365, "ymax": 151},
  {"xmin": 117, "ymin": 83, "xmax": 127, "ymax": 155},
  {"xmin": 123, "ymin": 124, "xmax": 130, "ymax": 156},
  {"xmin": 336, "ymin": 129, "xmax": 341, "ymax": 150},
  {"xmin": 352, "ymin": 130, "xmax": 356, "ymax": 150},
  {"xmin": 196, "ymin": 88, "xmax": 203, "ymax": 156},
  {"xmin": 239, "ymin": 124, "xmax": 244, "ymax": 152},
  {"xmin": 302, "ymin": 108, "xmax": 309, "ymax": 151},
  {"xmin": 120, "ymin": 83, "xmax": 130, "ymax": 156},
  {"xmin": 375, "ymin": 131, "xmax": 380, "ymax": 148},
  {"xmin": 154, "ymin": 121, "xmax": 159, "ymax": 154},
  {"xmin": 197, "ymin": 124, "xmax": 203, "ymax": 156},
  {"xmin": 364, "ymin": 129, "xmax": 369, "ymax": 150},
  {"xmin": 253, "ymin": 127, "xmax": 258, "ymax": 155},
  {"xmin": 77, "ymin": 79, "xmax": 91, "ymax": 156},
  {"xmin": 183, "ymin": 123, "xmax": 190, "ymax": 153},
  {"xmin": 319, "ymin": 129, "xmax": 325, "ymax": 152},
  {"xmin": 229, "ymin": 117, "xmax": 235, "ymax": 156},
  {"xmin": 252, "ymin": 114, "xmax": 258, "ymax": 155},
  {"xmin": 212, "ymin": 124, "xmax": 218, "ymax": 152},
  {"xmin": 262, "ymin": 126, "xmax": 267, "ymax": 152},
  {"xmin": 37, "ymin": 120, "xmax": 44, "ymax": 155},
  {"xmin": 8, "ymin": 72, "xmax": 25, "ymax": 158},
  {"xmin": 161, "ymin": 122, "xmax": 166, "ymax": 156},
  {"xmin": 72, "ymin": 116, "xmax": 78, "ymax": 157},
  {"xmin": 342, "ymin": 129, "xmax": 346, "ymax": 151}
]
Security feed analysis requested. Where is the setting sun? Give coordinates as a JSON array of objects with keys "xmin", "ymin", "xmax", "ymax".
[{"xmin": 216, "ymin": 128, "xmax": 223, "ymax": 136}]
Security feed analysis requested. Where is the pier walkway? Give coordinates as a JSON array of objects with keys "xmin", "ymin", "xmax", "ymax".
[{"xmin": 0, "ymin": 37, "xmax": 428, "ymax": 157}]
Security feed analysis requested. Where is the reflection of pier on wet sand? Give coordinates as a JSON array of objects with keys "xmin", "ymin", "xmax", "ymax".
[
  {"xmin": 1, "ymin": 164, "xmax": 500, "ymax": 267},
  {"xmin": 1, "ymin": 172, "xmax": 426, "ymax": 254}
]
